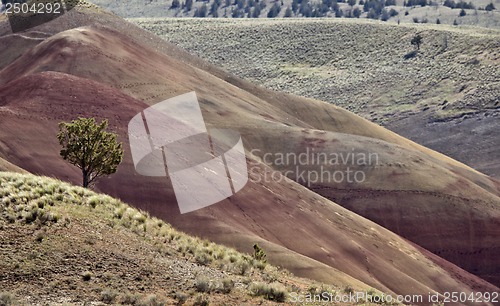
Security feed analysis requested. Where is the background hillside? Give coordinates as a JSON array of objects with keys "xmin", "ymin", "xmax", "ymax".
[
  {"xmin": 130, "ymin": 18, "xmax": 500, "ymax": 178},
  {"xmin": 82, "ymin": 0, "xmax": 500, "ymax": 28}
]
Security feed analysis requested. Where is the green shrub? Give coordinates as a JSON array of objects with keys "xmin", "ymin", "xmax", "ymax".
[
  {"xmin": 250, "ymin": 282, "xmax": 287, "ymax": 302},
  {"xmin": 119, "ymin": 292, "xmax": 141, "ymax": 304},
  {"xmin": 174, "ymin": 292, "xmax": 188, "ymax": 305},
  {"xmin": 23, "ymin": 206, "xmax": 39, "ymax": 224},
  {"xmin": 137, "ymin": 294, "xmax": 165, "ymax": 306},
  {"xmin": 101, "ymin": 289, "xmax": 118, "ymax": 304},
  {"xmin": 220, "ymin": 278, "xmax": 234, "ymax": 294},
  {"xmin": 0, "ymin": 292, "xmax": 15, "ymax": 306},
  {"xmin": 54, "ymin": 193, "xmax": 64, "ymax": 202},
  {"xmin": 307, "ymin": 285, "xmax": 318, "ymax": 295},
  {"xmin": 344, "ymin": 285, "xmax": 354, "ymax": 294},
  {"xmin": 187, "ymin": 244, "xmax": 197, "ymax": 255},
  {"xmin": 87, "ymin": 196, "xmax": 102, "ymax": 208},
  {"xmin": 253, "ymin": 243, "xmax": 267, "ymax": 263},
  {"xmin": 133, "ymin": 212, "xmax": 147, "ymax": 224},
  {"xmin": 36, "ymin": 198, "xmax": 46, "ymax": 209},
  {"xmin": 195, "ymin": 251, "xmax": 212, "ymax": 266},
  {"xmin": 253, "ymin": 259, "xmax": 267, "ymax": 270},
  {"xmin": 195, "ymin": 277, "xmax": 212, "ymax": 293},
  {"xmin": 213, "ymin": 248, "xmax": 226, "ymax": 260},
  {"xmin": 82, "ymin": 271, "xmax": 93, "ymax": 281},
  {"xmin": 114, "ymin": 206, "xmax": 126, "ymax": 219},
  {"xmin": 235, "ymin": 259, "xmax": 250, "ymax": 275},
  {"xmin": 35, "ymin": 231, "xmax": 45, "ymax": 242},
  {"xmin": 193, "ymin": 294, "xmax": 210, "ymax": 306}
]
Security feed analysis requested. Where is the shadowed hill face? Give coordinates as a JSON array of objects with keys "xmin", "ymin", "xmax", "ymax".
[{"xmin": 0, "ymin": 6, "xmax": 499, "ymax": 299}]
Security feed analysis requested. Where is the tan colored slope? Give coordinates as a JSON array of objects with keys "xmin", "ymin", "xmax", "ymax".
[{"xmin": 0, "ymin": 26, "xmax": 499, "ymax": 303}]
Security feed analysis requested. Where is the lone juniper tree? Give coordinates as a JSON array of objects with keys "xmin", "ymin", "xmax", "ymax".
[
  {"xmin": 57, "ymin": 117, "xmax": 123, "ymax": 188},
  {"xmin": 411, "ymin": 33, "xmax": 423, "ymax": 50}
]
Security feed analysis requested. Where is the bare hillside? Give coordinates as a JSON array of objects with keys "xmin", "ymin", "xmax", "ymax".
[{"xmin": 130, "ymin": 18, "xmax": 500, "ymax": 177}]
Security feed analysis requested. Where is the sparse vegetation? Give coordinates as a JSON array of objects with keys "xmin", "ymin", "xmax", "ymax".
[
  {"xmin": 1, "ymin": 172, "xmax": 346, "ymax": 304},
  {"xmin": 132, "ymin": 18, "xmax": 499, "ymax": 132}
]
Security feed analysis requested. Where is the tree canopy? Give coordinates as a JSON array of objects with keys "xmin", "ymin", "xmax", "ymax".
[
  {"xmin": 57, "ymin": 118, "xmax": 123, "ymax": 188},
  {"xmin": 411, "ymin": 33, "xmax": 423, "ymax": 50}
]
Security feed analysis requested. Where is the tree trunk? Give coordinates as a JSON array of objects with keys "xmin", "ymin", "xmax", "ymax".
[{"xmin": 82, "ymin": 170, "xmax": 89, "ymax": 188}]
